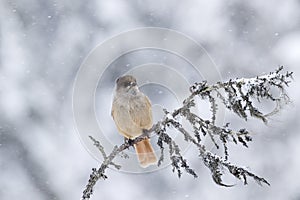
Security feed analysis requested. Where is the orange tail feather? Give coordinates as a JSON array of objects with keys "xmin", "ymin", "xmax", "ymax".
[{"xmin": 134, "ymin": 139, "xmax": 157, "ymax": 168}]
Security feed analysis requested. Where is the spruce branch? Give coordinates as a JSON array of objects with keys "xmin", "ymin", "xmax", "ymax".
[{"xmin": 82, "ymin": 67, "xmax": 292, "ymax": 200}]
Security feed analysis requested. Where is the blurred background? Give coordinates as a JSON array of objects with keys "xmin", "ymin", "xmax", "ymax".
[{"xmin": 1, "ymin": 0, "xmax": 300, "ymax": 200}]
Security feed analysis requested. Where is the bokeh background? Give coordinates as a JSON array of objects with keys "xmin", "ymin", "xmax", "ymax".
[{"xmin": 1, "ymin": 0, "xmax": 300, "ymax": 200}]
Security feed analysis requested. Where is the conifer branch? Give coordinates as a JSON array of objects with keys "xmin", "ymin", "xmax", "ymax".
[{"xmin": 82, "ymin": 67, "xmax": 292, "ymax": 200}]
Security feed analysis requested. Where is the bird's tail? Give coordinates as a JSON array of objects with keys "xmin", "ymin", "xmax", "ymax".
[{"xmin": 134, "ymin": 139, "xmax": 157, "ymax": 168}]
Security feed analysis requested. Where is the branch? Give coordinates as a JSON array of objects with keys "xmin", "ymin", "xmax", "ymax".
[
  {"xmin": 82, "ymin": 135, "xmax": 148, "ymax": 199},
  {"xmin": 82, "ymin": 66, "xmax": 292, "ymax": 199}
]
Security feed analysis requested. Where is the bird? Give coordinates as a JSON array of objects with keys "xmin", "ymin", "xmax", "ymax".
[{"xmin": 111, "ymin": 75, "xmax": 157, "ymax": 168}]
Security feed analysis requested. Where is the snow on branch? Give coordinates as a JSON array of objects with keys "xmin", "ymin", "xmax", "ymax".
[{"xmin": 82, "ymin": 66, "xmax": 293, "ymax": 200}]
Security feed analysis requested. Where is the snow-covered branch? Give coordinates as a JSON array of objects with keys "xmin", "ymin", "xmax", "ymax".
[{"xmin": 82, "ymin": 66, "xmax": 293, "ymax": 200}]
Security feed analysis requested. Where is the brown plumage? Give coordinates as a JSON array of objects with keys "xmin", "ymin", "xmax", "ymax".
[{"xmin": 111, "ymin": 75, "xmax": 157, "ymax": 168}]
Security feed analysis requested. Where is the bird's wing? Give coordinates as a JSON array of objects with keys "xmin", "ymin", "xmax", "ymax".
[{"xmin": 129, "ymin": 96, "xmax": 153, "ymax": 129}]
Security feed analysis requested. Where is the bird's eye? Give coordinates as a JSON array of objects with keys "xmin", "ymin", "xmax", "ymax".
[
  {"xmin": 116, "ymin": 78, "xmax": 120, "ymax": 83},
  {"xmin": 125, "ymin": 82, "xmax": 131, "ymax": 87},
  {"xmin": 129, "ymin": 81, "xmax": 136, "ymax": 86}
]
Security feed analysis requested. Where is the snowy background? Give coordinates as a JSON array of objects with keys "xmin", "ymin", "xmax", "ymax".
[{"xmin": 1, "ymin": 0, "xmax": 300, "ymax": 200}]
